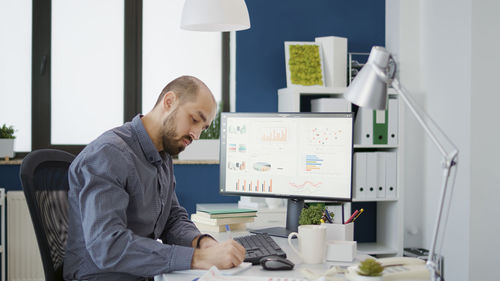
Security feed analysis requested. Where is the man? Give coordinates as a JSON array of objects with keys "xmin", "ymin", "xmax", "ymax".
[{"xmin": 64, "ymin": 76, "xmax": 246, "ymax": 281}]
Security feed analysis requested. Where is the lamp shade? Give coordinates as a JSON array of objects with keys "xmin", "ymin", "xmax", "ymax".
[
  {"xmin": 344, "ymin": 46, "xmax": 391, "ymax": 110},
  {"xmin": 181, "ymin": 0, "xmax": 251, "ymax": 32}
]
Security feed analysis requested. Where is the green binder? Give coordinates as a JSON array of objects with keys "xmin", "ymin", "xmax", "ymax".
[{"xmin": 373, "ymin": 109, "xmax": 388, "ymax": 144}]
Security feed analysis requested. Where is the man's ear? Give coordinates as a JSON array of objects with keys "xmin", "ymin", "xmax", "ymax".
[{"xmin": 162, "ymin": 91, "xmax": 178, "ymax": 112}]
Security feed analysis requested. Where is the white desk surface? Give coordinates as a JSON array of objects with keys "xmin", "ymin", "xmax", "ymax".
[{"xmin": 156, "ymin": 230, "xmax": 369, "ymax": 281}]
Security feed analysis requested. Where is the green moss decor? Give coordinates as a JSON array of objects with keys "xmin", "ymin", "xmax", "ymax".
[{"xmin": 288, "ymin": 44, "xmax": 324, "ymax": 86}]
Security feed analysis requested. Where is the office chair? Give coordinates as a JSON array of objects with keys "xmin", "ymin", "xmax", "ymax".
[{"xmin": 19, "ymin": 149, "xmax": 75, "ymax": 281}]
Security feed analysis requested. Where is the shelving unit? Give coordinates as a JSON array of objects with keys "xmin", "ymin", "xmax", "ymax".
[{"xmin": 277, "ymin": 86, "xmax": 403, "ymax": 257}]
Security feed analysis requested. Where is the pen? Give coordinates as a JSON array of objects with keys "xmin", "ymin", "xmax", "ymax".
[
  {"xmin": 324, "ymin": 208, "xmax": 333, "ymax": 223},
  {"xmin": 352, "ymin": 208, "xmax": 364, "ymax": 222},
  {"xmin": 345, "ymin": 209, "xmax": 359, "ymax": 224},
  {"xmin": 225, "ymin": 224, "xmax": 232, "ymax": 239}
]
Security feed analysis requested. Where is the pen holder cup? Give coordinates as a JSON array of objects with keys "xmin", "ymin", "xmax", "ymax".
[
  {"xmin": 321, "ymin": 222, "xmax": 354, "ymax": 241},
  {"xmin": 326, "ymin": 240, "xmax": 357, "ymax": 262}
]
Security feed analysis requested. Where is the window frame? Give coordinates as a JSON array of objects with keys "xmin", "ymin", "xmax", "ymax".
[{"xmin": 31, "ymin": 0, "xmax": 230, "ymax": 155}]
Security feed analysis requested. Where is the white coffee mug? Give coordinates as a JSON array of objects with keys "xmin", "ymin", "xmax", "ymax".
[{"xmin": 287, "ymin": 225, "xmax": 327, "ymax": 264}]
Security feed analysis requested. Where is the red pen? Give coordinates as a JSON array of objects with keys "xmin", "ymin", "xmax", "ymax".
[{"xmin": 345, "ymin": 209, "xmax": 359, "ymax": 224}]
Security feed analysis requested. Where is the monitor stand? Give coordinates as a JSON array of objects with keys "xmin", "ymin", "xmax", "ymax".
[{"xmin": 249, "ymin": 198, "xmax": 304, "ymax": 238}]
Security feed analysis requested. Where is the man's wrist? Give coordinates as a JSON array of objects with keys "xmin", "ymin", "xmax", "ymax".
[{"xmin": 196, "ymin": 234, "xmax": 215, "ymax": 248}]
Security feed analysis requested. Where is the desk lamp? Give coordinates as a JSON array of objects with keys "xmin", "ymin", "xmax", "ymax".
[
  {"xmin": 181, "ymin": 0, "xmax": 250, "ymax": 31},
  {"xmin": 344, "ymin": 46, "xmax": 458, "ymax": 281}
]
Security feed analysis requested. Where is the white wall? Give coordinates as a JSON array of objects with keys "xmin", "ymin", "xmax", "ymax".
[
  {"xmin": 470, "ymin": 1, "xmax": 500, "ymax": 280},
  {"xmin": 387, "ymin": 0, "xmax": 500, "ymax": 280},
  {"xmin": 419, "ymin": 2, "xmax": 472, "ymax": 280},
  {"xmin": 386, "ymin": 0, "xmax": 426, "ymax": 249}
]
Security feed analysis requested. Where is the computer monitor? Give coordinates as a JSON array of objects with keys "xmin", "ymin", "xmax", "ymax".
[{"xmin": 219, "ymin": 112, "xmax": 353, "ymax": 237}]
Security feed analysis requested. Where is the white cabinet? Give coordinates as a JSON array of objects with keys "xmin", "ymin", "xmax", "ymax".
[{"xmin": 277, "ymin": 86, "xmax": 403, "ymax": 256}]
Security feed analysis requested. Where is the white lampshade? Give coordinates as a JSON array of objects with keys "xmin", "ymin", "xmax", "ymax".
[
  {"xmin": 344, "ymin": 46, "xmax": 392, "ymax": 110},
  {"xmin": 181, "ymin": 0, "xmax": 251, "ymax": 32}
]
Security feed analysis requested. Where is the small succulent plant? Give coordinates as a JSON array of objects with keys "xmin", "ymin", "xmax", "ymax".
[{"xmin": 357, "ymin": 258, "xmax": 384, "ymax": 276}]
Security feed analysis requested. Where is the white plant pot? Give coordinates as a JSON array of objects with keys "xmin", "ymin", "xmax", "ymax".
[
  {"xmin": 0, "ymin": 139, "xmax": 14, "ymax": 158},
  {"xmin": 350, "ymin": 275, "xmax": 382, "ymax": 281},
  {"xmin": 178, "ymin": 139, "xmax": 220, "ymax": 160}
]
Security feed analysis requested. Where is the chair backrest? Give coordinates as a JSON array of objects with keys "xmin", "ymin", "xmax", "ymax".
[{"xmin": 19, "ymin": 149, "xmax": 75, "ymax": 281}]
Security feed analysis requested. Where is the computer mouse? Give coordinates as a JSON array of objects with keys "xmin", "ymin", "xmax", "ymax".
[{"xmin": 260, "ymin": 256, "xmax": 294, "ymax": 271}]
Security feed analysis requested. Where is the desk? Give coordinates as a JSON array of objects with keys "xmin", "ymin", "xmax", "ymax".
[{"xmin": 155, "ymin": 231, "xmax": 369, "ymax": 281}]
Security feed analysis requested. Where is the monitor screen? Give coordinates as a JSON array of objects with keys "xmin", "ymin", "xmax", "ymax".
[{"xmin": 219, "ymin": 112, "xmax": 354, "ymax": 237}]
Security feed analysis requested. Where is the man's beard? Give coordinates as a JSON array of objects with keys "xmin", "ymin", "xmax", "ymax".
[{"xmin": 161, "ymin": 109, "xmax": 192, "ymax": 156}]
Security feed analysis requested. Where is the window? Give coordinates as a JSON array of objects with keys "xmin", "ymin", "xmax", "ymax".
[
  {"xmin": 142, "ymin": 0, "xmax": 222, "ymax": 112},
  {"xmin": 0, "ymin": 0, "xmax": 32, "ymax": 151},
  {"xmin": 51, "ymin": 0, "xmax": 124, "ymax": 145},
  {"xmin": 26, "ymin": 0, "xmax": 230, "ymax": 154}
]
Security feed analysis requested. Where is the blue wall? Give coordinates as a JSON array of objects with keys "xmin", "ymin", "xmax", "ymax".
[
  {"xmin": 173, "ymin": 164, "xmax": 238, "ymax": 215},
  {"xmin": 0, "ymin": 165, "xmax": 22, "ymax": 190},
  {"xmin": 236, "ymin": 0, "xmax": 385, "ymax": 112}
]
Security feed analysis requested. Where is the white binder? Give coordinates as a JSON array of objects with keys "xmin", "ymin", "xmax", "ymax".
[
  {"xmin": 388, "ymin": 98, "xmax": 399, "ymax": 145},
  {"xmin": 353, "ymin": 152, "xmax": 366, "ymax": 200},
  {"xmin": 386, "ymin": 151, "xmax": 398, "ymax": 199},
  {"xmin": 354, "ymin": 107, "xmax": 373, "ymax": 145},
  {"xmin": 365, "ymin": 152, "xmax": 377, "ymax": 199},
  {"xmin": 376, "ymin": 152, "xmax": 387, "ymax": 199}
]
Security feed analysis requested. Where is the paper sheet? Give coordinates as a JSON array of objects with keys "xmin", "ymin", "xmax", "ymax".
[
  {"xmin": 172, "ymin": 262, "xmax": 252, "ymax": 276},
  {"xmin": 198, "ymin": 266, "xmax": 309, "ymax": 281}
]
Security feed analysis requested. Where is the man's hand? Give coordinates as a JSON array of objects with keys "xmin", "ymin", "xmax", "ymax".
[{"xmin": 191, "ymin": 240, "xmax": 246, "ymax": 269}]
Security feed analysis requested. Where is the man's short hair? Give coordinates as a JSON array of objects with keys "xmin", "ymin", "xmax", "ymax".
[{"xmin": 154, "ymin": 75, "xmax": 206, "ymax": 108}]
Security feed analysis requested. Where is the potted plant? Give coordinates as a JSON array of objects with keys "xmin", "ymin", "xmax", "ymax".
[
  {"xmin": 299, "ymin": 204, "xmax": 333, "ymax": 225},
  {"xmin": 0, "ymin": 124, "xmax": 15, "ymax": 160},
  {"xmin": 178, "ymin": 102, "xmax": 222, "ymax": 160},
  {"xmin": 347, "ymin": 258, "xmax": 384, "ymax": 281}
]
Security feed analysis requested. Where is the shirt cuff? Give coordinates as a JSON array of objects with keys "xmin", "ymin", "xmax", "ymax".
[
  {"xmin": 169, "ymin": 245, "xmax": 195, "ymax": 271},
  {"xmin": 183, "ymin": 230, "xmax": 201, "ymax": 247}
]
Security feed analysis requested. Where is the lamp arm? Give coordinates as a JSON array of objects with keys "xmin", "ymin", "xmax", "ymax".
[
  {"xmin": 427, "ymin": 162, "xmax": 458, "ymax": 281},
  {"xmin": 391, "ymin": 78, "xmax": 459, "ymax": 281},
  {"xmin": 391, "ymin": 79, "xmax": 458, "ymax": 161}
]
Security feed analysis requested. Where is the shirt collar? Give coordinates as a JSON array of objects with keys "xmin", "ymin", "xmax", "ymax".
[{"xmin": 131, "ymin": 114, "xmax": 166, "ymax": 165}]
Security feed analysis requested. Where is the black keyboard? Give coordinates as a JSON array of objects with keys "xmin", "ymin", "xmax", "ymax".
[{"xmin": 234, "ymin": 233, "xmax": 287, "ymax": 265}]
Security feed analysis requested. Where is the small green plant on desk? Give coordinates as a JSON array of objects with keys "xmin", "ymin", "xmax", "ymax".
[
  {"xmin": 298, "ymin": 204, "xmax": 334, "ymax": 225},
  {"xmin": 357, "ymin": 258, "xmax": 384, "ymax": 277}
]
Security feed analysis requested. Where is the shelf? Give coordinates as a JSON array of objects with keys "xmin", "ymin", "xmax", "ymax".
[
  {"xmin": 352, "ymin": 198, "xmax": 398, "ymax": 202},
  {"xmin": 278, "ymin": 86, "xmax": 397, "ymax": 95},
  {"xmin": 357, "ymin": 242, "xmax": 398, "ymax": 256},
  {"xmin": 353, "ymin": 144, "xmax": 398, "ymax": 149},
  {"xmin": 172, "ymin": 160, "xmax": 219, "ymax": 165},
  {"xmin": 278, "ymin": 86, "xmax": 347, "ymax": 94}
]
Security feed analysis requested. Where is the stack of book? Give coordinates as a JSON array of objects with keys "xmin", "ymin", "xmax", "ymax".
[{"xmin": 191, "ymin": 205, "xmax": 257, "ymax": 232}]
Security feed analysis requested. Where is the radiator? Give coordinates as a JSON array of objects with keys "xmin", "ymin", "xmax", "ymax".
[{"xmin": 7, "ymin": 191, "xmax": 44, "ymax": 281}]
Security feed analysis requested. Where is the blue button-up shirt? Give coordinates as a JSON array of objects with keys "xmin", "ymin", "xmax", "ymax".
[{"xmin": 64, "ymin": 115, "xmax": 201, "ymax": 281}]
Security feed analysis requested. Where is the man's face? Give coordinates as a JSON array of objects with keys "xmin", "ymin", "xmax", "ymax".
[{"xmin": 161, "ymin": 92, "xmax": 216, "ymax": 155}]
